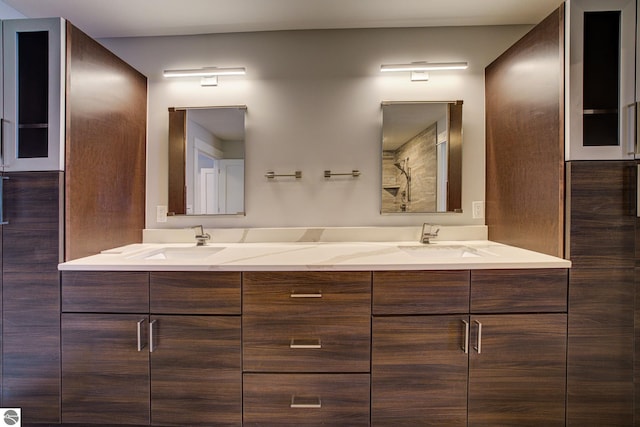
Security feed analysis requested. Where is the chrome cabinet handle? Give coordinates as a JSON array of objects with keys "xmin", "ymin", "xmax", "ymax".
[
  {"xmin": 0, "ymin": 176, "xmax": 8, "ymax": 225},
  {"xmin": 137, "ymin": 319, "xmax": 146, "ymax": 352},
  {"xmin": 290, "ymin": 290, "xmax": 322, "ymax": 298},
  {"xmin": 474, "ymin": 320, "xmax": 482, "ymax": 354},
  {"xmin": 290, "ymin": 395, "xmax": 322, "ymax": 409},
  {"xmin": 149, "ymin": 319, "xmax": 157, "ymax": 353},
  {"xmin": 461, "ymin": 319, "xmax": 469, "ymax": 354},
  {"xmin": 290, "ymin": 338, "xmax": 322, "ymax": 349}
]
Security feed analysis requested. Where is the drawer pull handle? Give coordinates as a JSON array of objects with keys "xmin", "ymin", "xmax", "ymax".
[
  {"xmin": 290, "ymin": 338, "xmax": 322, "ymax": 349},
  {"xmin": 290, "ymin": 395, "xmax": 322, "ymax": 409},
  {"xmin": 137, "ymin": 319, "xmax": 146, "ymax": 352},
  {"xmin": 474, "ymin": 320, "xmax": 482, "ymax": 354},
  {"xmin": 290, "ymin": 291, "xmax": 323, "ymax": 298},
  {"xmin": 461, "ymin": 319, "xmax": 469, "ymax": 354}
]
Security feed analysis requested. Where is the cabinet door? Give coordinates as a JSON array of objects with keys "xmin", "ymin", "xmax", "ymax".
[
  {"xmin": 150, "ymin": 315, "xmax": 242, "ymax": 426},
  {"xmin": 566, "ymin": 0, "xmax": 636, "ymax": 160},
  {"xmin": 372, "ymin": 316, "xmax": 468, "ymax": 426},
  {"xmin": 568, "ymin": 268, "xmax": 635, "ymax": 425},
  {"xmin": 2, "ymin": 18, "xmax": 65, "ymax": 171},
  {"xmin": 3, "ymin": 171, "xmax": 62, "ymax": 422},
  {"xmin": 61, "ymin": 313, "xmax": 150, "ymax": 424},
  {"xmin": 468, "ymin": 314, "xmax": 567, "ymax": 426}
]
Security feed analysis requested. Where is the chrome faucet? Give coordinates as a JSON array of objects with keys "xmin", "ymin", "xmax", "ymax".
[
  {"xmin": 421, "ymin": 223, "xmax": 440, "ymax": 244},
  {"xmin": 191, "ymin": 225, "xmax": 211, "ymax": 246}
]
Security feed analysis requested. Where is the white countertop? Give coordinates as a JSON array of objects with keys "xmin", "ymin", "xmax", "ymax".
[{"xmin": 58, "ymin": 240, "xmax": 571, "ymax": 272}]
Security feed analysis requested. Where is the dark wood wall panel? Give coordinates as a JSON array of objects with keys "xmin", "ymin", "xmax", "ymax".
[
  {"xmin": 485, "ymin": 6, "xmax": 565, "ymax": 257},
  {"xmin": 64, "ymin": 22, "xmax": 147, "ymax": 261},
  {"xmin": 567, "ymin": 161, "xmax": 636, "ymax": 268}
]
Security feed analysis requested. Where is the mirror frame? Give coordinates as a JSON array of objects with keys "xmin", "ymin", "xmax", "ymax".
[{"xmin": 381, "ymin": 100, "xmax": 463, "ymax": 214}]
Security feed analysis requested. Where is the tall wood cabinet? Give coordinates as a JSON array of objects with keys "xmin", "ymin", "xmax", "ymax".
[
  {"xmin": 0, "ymin": 18, "xmax": 147, "ymax": 423},
  {"xmin": 2, "ymin": 172, "xmax": 62, "ymax": 421},
  {"xmin": 566, "ymin": 161, "xmax": 636, "ymax": 425},
  {"xmin": 485, "ymin": 3, "xmax": 638, "ymax": 425}
]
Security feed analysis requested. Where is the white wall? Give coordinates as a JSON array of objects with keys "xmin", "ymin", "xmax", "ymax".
[
  {"xmin": 99, "ymin": 25, "xmax": 530, "ymax": 229},
  {"xmin": 0, "ymin": 1, "xmax": 24, "ymax": 19}
]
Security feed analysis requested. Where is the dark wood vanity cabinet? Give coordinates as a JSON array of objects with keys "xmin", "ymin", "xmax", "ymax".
[
  {"xmin": 372, "ymin": 269, "xmax": 568, "ymax": 426},
  {"xmin": 58, "ymin": 267, "xmax": 570, "ymax": 426},
  {"xmin": 61, "ymin": 271, "xmax": 242, "ymax": 426}
]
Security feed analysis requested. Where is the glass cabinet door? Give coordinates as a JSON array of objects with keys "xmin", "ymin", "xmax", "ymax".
[
  {"xmin": 566, "ymin": 0, "xmax": 636, "ymax": 160},
  {"xmin": 2, "ymin": 18, "xmax": 64, "ymax": 171}
]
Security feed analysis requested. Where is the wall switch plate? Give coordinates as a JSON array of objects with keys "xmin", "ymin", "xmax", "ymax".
[
  {"xmin": 156, "ymin": 205, "xmax": 168, "ymax": 223},
  {"xmin": 472, "ymin": 201, "xmax": 484, "ymax": 219}
]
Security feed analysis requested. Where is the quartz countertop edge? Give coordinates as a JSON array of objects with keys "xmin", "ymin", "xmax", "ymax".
[{"xmin": 58, "ymin": 240, "xmax": 571, "ymax": 272}]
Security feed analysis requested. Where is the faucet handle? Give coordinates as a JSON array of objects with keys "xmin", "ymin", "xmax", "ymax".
[
  {"xmin": 421, "ymin": 223, "xmax": 440, "ymax": 244},
  {"xmin": 191, "ymin": 225, "xmax": 211, "ymax": 246}
]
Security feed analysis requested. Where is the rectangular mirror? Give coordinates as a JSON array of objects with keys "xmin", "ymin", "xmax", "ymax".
[
  {"xmin": 168, "ymin": 105, "xmax": 246, "ymax": 215},
  {"xmin": 381, "ymin": 101, "xmax": 462, "ymax": 213}
]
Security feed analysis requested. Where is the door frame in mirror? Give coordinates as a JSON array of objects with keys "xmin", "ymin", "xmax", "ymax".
[{"xmin": 168, "ymin": 105, "xmax": 247, "ymax": 216}]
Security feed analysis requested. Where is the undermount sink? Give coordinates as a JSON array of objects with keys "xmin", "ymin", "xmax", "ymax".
[
  {"xmin": 396, "ymin": 244, "xmax": 491, "ymax": 258},
  {"xmin": 131, "ymin": 246, "xmax": 225, "ymax": 260}
]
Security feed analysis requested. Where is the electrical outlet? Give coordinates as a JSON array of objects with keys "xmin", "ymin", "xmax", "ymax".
[
  {"xmin": 156, "ymin": 205, "xmax": 168, "ymax": 223},
  {"xmin": 472, "ymin": 201, "xmax": 484, "ymax": 219}
]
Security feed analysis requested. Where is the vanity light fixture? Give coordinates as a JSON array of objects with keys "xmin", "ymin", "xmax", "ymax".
[
  {"xmin": 380, "ymin": 61, "xmax": 468, "ymax": 82},
  {"xmin": 163, "ymin": 67, "xmax": 246, "ymax": 87}
]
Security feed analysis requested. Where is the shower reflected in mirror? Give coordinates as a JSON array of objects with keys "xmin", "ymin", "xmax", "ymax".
[{"xmin": 381, "ymin": 101, "xmax": 462, "ymax": 213}]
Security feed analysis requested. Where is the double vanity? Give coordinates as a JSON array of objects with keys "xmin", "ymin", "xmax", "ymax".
[{"xmin": 58, "ymin": 226, "xmax": 570, "ymax": 426}]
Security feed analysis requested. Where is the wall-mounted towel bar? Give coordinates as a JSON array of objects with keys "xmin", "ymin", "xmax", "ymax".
[
  {"xmin": 324, "ymin": 170, "xmax": 361, "ymax": 178},
  {"xmin": 265, "ymin": 171, "xmax": 302, "ymax": 179}
]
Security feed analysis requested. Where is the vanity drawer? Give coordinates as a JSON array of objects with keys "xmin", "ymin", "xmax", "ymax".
[
  {"xmin": 243, "ymin": 314, "xmax": 370, "ymax": 372},
  {"xmin": 243, "ymin": 271, "xmax": 371, "ymax": 316},
  {"xmin": 243, "ymin": 373, "xmax": 370, "ymax": 427},
  {"xmin": 150, "ymin": 271, "xmax": 241, "ymax": 314},
  {"xmin": 62, "ymin": 271, "xmax": 149, "ymax": 313},
  {"xmin": 470, "ymin": 269, "xmax": 568, "ymax": 313},
  {"xmin": 373, "ymin": 270, "xmax": 470, "ymax": 315}
]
